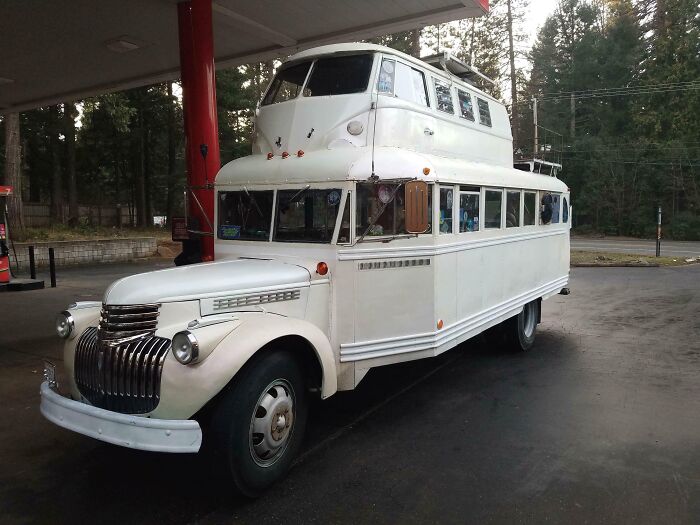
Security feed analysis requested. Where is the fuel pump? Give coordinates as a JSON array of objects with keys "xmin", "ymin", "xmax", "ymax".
[{"xmin": 0, "ymin": 185, "xmax": 12, "ymax": 284}]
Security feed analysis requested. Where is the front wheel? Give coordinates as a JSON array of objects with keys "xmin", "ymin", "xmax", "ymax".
[
  {"xmin": 503, "ymin": 299, "xmax": 540, "ymax": 351},
  {"xmin": 208, "ymin": 350, "xmax": 308, "ymax": 497}
]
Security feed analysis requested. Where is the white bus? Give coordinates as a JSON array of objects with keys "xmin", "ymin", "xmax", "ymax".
[{"xmin": 42, "ymin": 43, "xmax": 570, "ymax": 496}]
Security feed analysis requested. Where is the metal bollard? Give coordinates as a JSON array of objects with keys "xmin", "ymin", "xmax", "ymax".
[
  {"xmin": 49, "ymin": 247, "xmax": 56, "ymax": 288},
  {"xmin": 29, "ymin": 245, "xmax": 36, "ymax": 280}
]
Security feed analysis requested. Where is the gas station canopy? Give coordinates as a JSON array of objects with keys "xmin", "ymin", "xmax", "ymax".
[{"xmin": 0, "ymin": 0, "xmax": 488, "ymax": 114}]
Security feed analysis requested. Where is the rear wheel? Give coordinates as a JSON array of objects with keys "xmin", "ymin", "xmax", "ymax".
[
  {"xmin": 208, "ymin": 350, "xmax": 308, "ymax": 497},
  {"xmin": 503, "ymin": 299, "xmax": 539, "ymax": 351}
]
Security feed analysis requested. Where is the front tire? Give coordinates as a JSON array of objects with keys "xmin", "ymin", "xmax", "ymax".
[{"xmin": 208, "ymin": 350, "xmax": 308, "ymax": 497}]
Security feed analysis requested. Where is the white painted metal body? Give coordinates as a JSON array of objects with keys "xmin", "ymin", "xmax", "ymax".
[{"xmin": 47, "ymin": 43, "xmax": 569, "ymax": 451}]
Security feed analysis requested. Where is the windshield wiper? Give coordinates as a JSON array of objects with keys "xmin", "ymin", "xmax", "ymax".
[
  {"xmin": 289, "ymin": 185, "xmax": 311, "ymax": 203},
  {"xmin": 353, "ymin": 182, "xmax": 405, "ymax": 246}
]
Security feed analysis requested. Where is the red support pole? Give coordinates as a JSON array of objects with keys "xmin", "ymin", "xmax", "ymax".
[{"xmin": 177, "ymin": 0, "xmax": 220, "ymax": 262}]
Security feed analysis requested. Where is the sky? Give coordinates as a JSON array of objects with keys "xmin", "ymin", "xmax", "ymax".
[{"xmin": 525, "ymin": 0, "xmax": 559, "ymax": 45}]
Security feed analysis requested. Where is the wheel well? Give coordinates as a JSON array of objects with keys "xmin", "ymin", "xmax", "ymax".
[
  {"xmin": 259, "ymin": 335, "xmax": 323, "ymax": 396},
  {"xmin": 193, "ymin": 335, "xmax": 324, "ymax": 429}
]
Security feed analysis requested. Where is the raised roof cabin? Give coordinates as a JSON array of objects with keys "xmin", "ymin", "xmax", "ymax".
[{"xmin": 251, "ymin": 43, "xmax": 513, "ymax": 169}]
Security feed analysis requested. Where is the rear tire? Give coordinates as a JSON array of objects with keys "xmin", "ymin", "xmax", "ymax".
[
  {"xmin": 503, "ymin": 299, "xmax": 539, "ymax": 351},
  {"xmin": 208, "ymin": 349, "xmax": 308, "ymax": 497}
]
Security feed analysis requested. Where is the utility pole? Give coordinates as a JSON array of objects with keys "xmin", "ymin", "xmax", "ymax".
[
  {"xmin": 570, "ymin": 92, "xmax": 576, "ymax": 139},
  {"xmin": 506, "ymin": 0, "xmax": 519, "ymax": 148},
  {"xmin": 656, "ymin": 205, "xmax": 662, "ymax": 257},
  {"xmin": 532, "ymin": 96, "xmax": 538, "ymax": 160}
]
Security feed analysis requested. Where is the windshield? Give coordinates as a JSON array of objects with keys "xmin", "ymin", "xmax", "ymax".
[
  {"xmin": 218, "ymin": 190, "xmax": 274, "ymax": 240},
  {"xmin": 262, "ymin": 61, "xmax": 312, "ymax": 105},
  {"xmin": 262, "ymin": 54, "xmax": 373, "ymax": 105},
  {"xmin": 304, "ymin": 54, "xmax": 374, "ymax": 97},
  {"xmin": 274, "ymin": 189, "xmax": 343, "ymax": 243}
]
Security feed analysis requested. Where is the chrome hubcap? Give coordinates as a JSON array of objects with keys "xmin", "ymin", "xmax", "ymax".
[
  {"xmin": 522, "ymin": 302, "xmax": 537, "ymax": 338},
  {"xmin": 249, "ymin": 379, "xmax": 295, "ymax": 467}
]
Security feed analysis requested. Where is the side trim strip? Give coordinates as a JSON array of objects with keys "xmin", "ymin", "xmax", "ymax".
[
  {"xmin": 337, "ymin": 229, "xmax": 567, "ymax": 261},
  {"xmin": 339, "ymin": 275, "xmax": 569, "ymax": 362}
]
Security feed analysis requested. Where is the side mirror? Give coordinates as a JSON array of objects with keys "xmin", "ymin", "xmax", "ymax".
[{"xmin": 405, "ymin": 181, "xmax": 430, "ymax": 234}]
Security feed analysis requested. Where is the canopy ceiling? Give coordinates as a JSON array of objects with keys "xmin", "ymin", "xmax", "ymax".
[{"xmin": 0, "ymin": 0, "xmax": 488, "ymax": 114}]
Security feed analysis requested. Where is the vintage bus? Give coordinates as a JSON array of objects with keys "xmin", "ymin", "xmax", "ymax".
[{"xmin": 42, "ymin": 43, "xmax": 570, "ymax": 496}]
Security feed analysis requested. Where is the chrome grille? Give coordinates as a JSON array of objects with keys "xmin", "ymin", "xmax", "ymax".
[
  {"xmin": 74, "ymin": 319, "xmax": 171, "ymax": 414},
  {"xmin": 99, "ymin": 303, "xmax": 160, "ymax": 344}
]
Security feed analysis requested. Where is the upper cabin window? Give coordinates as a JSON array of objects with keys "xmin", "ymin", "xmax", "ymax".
[
  {"xmin": 485, "ymin": 190, "xmax": 502, "ymax": 229},
  {"xmin": 476, "ymin": 98, "xmax": 492, "ymax": 127},
  {"xmin": 378, "ymin": 59, "xmax": 429, "ymax": 107},
  {"xmin": 459, "ymin": 187, "xmax": 480, "ymax": 232},
  {"xmin": 524, "ymin": 191, "xmax": 537, "ymax": 226},
  {"xmin": 457, "ymin": 89, "xmax": 475, "ymax": 121},
  {"xmin": 506, "ymin": 190, "xmax": 521, "ymax": 228},
  {"xmin": 218, "ymin": 190, "xmax": 274, "ymax": 240},
  {"xmin": 262, "ymin": 61, "xmax": 311, "ymax": 105},
  {"xmin": 274, "ymin": 188, "xmax": 342, "ymax": 243},
  {"xmin": 433, "ymin": 78, "xmax": 454, "ymax": 114},
  {"xmin": 304, "ymin": 54, "xmax": 374, "ymax": 97},
  {"xmin": 439, "ymin": 187, "xmax": 454, "ymax": 234}
]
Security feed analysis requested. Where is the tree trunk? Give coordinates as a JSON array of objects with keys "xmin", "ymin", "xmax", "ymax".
[
  {"xmin": 166, "ymin": 82, "xmax": 177, "ymax": 224},
  {"xmin": 410, "ymin": 29, "xmax": 421, "ymax": 58},
  {"xmin": 3, "ymin": 112, "xmax": 24, "ymax": 235},
  {"xmin": 506, "ymin": 0, "xmax": 519, "ymax": 150},
  {"xmin": 135, "ymin": 105, "xmax": 147, "ymax": 227},
  {"xmin": 570, "ymin": 93, "xmax": 576, "ymax": 139},
  {"xmin": 49, "ymin": 105, "xmax": 64, "ymax": 223},
  {"xmin": 64, "ymin": 102, "xmax": 79, "ymax": 225}
]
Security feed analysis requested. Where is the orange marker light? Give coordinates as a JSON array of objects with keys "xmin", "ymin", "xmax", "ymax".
[
  {"xmin": 423, "ymin": 167, "xmax": 431, "ymax": 175},
  {"xmin": 316, "ymin": 262, "xmax": 329, "ymax": 276},
  {"xmin": 267, "ymin": 152, "xmax": 274, "ymax": 160},
  {"xmin": 437, "ymin": 319, "xmax": 444, "ymax": 330},
  {"xmin": 282, "ymin": 151, "xmax": 290, "ymax": 159}
]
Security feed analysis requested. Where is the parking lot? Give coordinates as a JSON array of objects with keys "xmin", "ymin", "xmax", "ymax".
[{"xmin": 1, "ymin": 261, "xmax": 700, "ymax": 524}]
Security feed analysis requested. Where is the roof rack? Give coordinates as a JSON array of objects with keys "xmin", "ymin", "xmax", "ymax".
[{"xmin": 422, "ymin": 52, "xmax": 496, "ymax": 87}]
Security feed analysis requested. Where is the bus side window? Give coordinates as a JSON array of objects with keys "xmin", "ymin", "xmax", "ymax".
[
  {"xmin": 540, "ymin": 192, "xmax": 553, "ymax": 224},
  {"xmin": 439, "ymin": 187, "xmax": 454, "ymax": 234},
  {"xmin": 506, "ymin": 190, "xmax": 521, "ymax": 228},
  {"xmin": 523, "ymin": 191, "xmax": 537, "ymax": 225},
  {"xmin": 459, "ymin": 188, "xmax": 480, "ymax": 232},
  {"xmin": 485, "ymin": 190, "xmax": 502, "ymax": 229},
  {"xmin": 563, "ymin": 197, "xmax": 569, "ymax": 223},
  {"xmin": 551, "ymin": 194, "xmax": 561, "ymax": 223}
]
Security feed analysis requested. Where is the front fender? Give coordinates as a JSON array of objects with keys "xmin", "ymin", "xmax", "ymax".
[{"xmin": 154, "ymin": 313, "xmax": 337, "ymax": 419}]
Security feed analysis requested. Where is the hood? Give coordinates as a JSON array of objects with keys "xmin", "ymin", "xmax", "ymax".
[{"xmin": 104, "ymin": 259, "xmax": 311, "ymax": 305}]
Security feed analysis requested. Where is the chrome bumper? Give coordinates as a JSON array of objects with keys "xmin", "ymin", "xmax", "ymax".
[{"xmin": 39, "ymin": 382, "xmax": 202, "ymax": 453}]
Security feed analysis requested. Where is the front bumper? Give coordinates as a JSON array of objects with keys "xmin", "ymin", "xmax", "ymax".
[{"xmin": 39, "ymin": 382, "xmax": 202, "ymax": 453}]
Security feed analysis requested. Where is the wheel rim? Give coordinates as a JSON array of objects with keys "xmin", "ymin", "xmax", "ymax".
[
  {"xmin": 249, "ymin": 378, "xmax": 295, "ymax": 467},
  {"xmin": 522, "ymin": 302, "xmax": 537, "ymax": 339}
]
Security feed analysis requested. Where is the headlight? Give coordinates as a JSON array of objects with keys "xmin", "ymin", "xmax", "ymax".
[
  {"xmin": 172, "ymin": 331, "xmax": 199, "ymax": 365},
  {"xmin": 55, "ymin": 311, "xmax": 74, "ymax": 339}
]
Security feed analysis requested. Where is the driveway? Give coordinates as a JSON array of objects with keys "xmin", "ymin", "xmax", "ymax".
[{"xmin": 1, "ymin": 262, "xmax": 699, "ymax": 524}]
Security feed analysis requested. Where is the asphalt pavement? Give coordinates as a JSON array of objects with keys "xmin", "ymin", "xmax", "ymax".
[
  {"xmin": 571, "ymin": 237, "xmax": 700, "ymax": 258},
  {"xmin": 1, "ymin": 261, "xmax": 700, "ymax": 524}
]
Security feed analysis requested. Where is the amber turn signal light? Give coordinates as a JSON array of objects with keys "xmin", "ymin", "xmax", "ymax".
[
  {"xmin": 437, "ymin": 319, "xmax": 444, "ymax": 329},
  {"xmin": 423, "ymin": 167, "xmax": 431, "ymax": 175},
  {"xmin": 316, "ymin": 262, "xmax": 328, "ymax": 276}
]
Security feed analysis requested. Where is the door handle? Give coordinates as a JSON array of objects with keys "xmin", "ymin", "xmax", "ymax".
[{"xmin": 424, "ymin": 127, "xmax": 434, "ymax": 136}]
